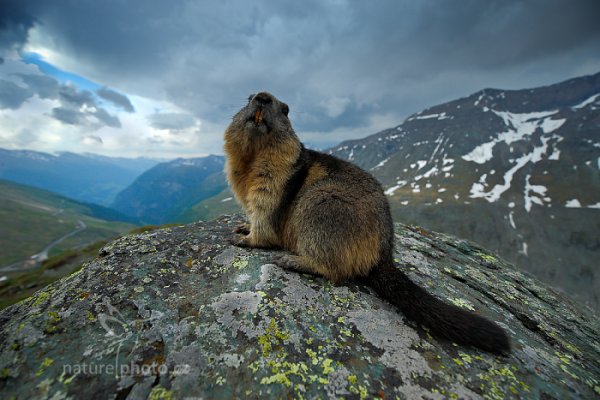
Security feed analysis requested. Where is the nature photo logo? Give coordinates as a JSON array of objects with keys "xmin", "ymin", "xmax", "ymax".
[{"xmin": 62, "ymin": 298, "xmax": 190, "ymax": 378}]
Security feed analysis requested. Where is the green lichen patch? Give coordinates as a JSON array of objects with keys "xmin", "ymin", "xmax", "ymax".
[
  {"xmin": 475, "ymin": 252, "xmax": 498, "ymax": 264},
  {"xmin": 232, "ymin": 256, "xmax": 249, "ymax": 269},
  {"xmin": 44, "ymin": 311, "xmax": 61, "ymax": 334},
  {"xmin": 35, "ymin": 357, "xmax": 54, "ymax": 377},
  {"xmin": 449, "ymin": 297, "xmax": 476, "ymax": 311},
  {"xmin": 31, "ymin": 290, "xmax": 52, "ymax": 307},
  {"xmin": 257, "ymin": 318, "xmax": 289, "ymax": 358},
  {"xmin": 149, "ymin": 386, "xmax": 174, "ymax": 400},
  {"xmin": 476, "ymin": 362, "xmax": 529, "ymax": 400},
  {"xmin": 86, "ymin": 310, "xmax": 96, "ymax": 321}
]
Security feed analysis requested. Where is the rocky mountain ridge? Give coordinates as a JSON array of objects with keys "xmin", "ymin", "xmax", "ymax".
[{"xmin": 328, "ymin": 72, "xmax": 600, "ymax": 310}]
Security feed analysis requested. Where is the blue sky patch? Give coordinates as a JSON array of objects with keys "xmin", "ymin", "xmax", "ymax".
[{"xmin": 20, "ymin": 52, "xmax": 101, "ymax": 92}]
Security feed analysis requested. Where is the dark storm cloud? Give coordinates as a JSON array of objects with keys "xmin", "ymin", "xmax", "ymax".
[
  {"xmin": 3, "ymin": 0, "xmax": 600, "ymax": 145},
  {"xmin": 92, "ymin": 107, "xmax": 121, "ymax": 128},
  {"xmin": 0, "ymin": 66, "xmax": 124, "ymax": 129},
  {"xmin": 148, "ymin": 112, "xmax": 196, "ymax": 131},
  {"xmin": 0, "ymin": 0, "xmax": 37, "ymax": 51},
  {"xmin": 0, "ymin": 79, "xmax": 33, "ymax": 109},
  {"xmin": 96, "ymin": 86, "xmax": 135, "ymax": 112},
  {"xmin": 16, "ymin": 73, "xmax": 59, "ymax": 98},
  {"xmin": 58, "ymin": 84, "xmax": 95, "ymax": 107},
  {"xmin": 55, "ymin": 84, "xmax": 121, "ymax": 127},
  {"xmin": 51, "ymin": 106, "xmax": 85, "ymax": 125},
  {"xmin": 50, "ymin": 105, "xmax": 120, "ymax": 128}
]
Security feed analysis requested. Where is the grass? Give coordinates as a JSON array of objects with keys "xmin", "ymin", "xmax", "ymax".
[
  {"xmin": 0, "ymin": 180, "xmax": 136, "ymax": 266},
  {"xmin": 0, "ymin": 198, "xmax": 78, "ymax": 266}
]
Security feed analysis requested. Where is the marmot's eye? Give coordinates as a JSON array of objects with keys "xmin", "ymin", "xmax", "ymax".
[
  {"xmin": 282, "ymin": 104, "xmax": 289, "ymax": 116},
  {"xmin": 247, "ymin": 94, "xmax": 255, "ymax": 103}
]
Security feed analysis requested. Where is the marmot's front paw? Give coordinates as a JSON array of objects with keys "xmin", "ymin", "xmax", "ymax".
[
  {"xmin": 230, "ymin": 236, "xmax": 251, "ymax": 248},
  {"xmin": 234, "ymin": 224, "xmax": 250, "ymax": 235}
]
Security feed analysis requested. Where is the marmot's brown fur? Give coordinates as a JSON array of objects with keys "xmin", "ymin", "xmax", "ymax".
[{"xmin": 224, "ymin": 91, "xmax": 510, "ymax": 355}]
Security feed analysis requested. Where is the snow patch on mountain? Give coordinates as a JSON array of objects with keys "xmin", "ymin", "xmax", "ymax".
[
  {"xmin": 523, "ymin": 174, "xmax": 550, "ymax": 212},
  {"xmin": 468, "ymin": 135, "xmax": 553, "ymax": 203},
  {"xmin": 565, "ymin": 199, "xmax": 581, "ymax": 208},
  {"xmin": 428, "ymin": 133, "xmax": 446, "ymax": 163},
  {"xmin": 521, "ymin": 242, "xmax": 529, "ymax": 256},
  {"xmin": 408, "ymin": 112, "xmax": 452, "ymax": 121},
  {"xmin": 462, "ymin": 110, "xmax": 565, "ymax": 165},
  {"xmin": 384, "ymin": 180, "xmax": 407, "ymax": 196},
  {"xmin": 372, "ymin": 157, "xmax": 390, "ymax": 170},
  {"xmin": 565, "ymin": 199, "xmax": 600, "ymax": 209},
  {"xmin": 508, "ymin": 211, "xmax": 516, "ymax": 229},
  {"xmin": 474, "ymin": 93, "xmax": 485, "ymax": 107},
  {"xmin": 422, "ymin": 166, "xmax": 438, "ymax": 179},
  {"xmin": 462, "ymin": 141, "xmax": 496, "ymax": 164},
  {"xmin": 409, "ymin": 160, "xmax": 427, "ymax": 170},
  {"xmin": 548, "ymin": 146, "xmax": 561, "ymax": 161},
  {"xmin": 572, "ymin": 93, "xmax": 600, "ymax": 109}
]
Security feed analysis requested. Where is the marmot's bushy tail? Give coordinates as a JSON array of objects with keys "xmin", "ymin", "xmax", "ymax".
[{"xmin": 365, "ymin": 263, "xmax": 511, "ymax": 355}]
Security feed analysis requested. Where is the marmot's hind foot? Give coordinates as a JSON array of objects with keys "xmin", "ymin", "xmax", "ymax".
[
  {"xmin": 273, "ymin": 254, "xmax": 302, "ymax": 271},
  {"xmin": 273, "ymin": 255, "xmax": 326, "ymax": 278},
  {"xmin": 230, "ymin": 235, "xmax": 281, "ymax": 250}
]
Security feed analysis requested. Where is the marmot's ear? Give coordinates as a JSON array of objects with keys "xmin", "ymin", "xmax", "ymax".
[
  {"xmin": 247, "ymin": 94, "xmax": 255, "ymax": 103},
  {"xmin": 282, "ymin": 103, "xmax": 289, "ymax": 117}
]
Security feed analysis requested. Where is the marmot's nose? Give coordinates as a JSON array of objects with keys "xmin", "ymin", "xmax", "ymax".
[{"xmin": 253, "ymin": 92, "xmax": 272, "ymax": 105}]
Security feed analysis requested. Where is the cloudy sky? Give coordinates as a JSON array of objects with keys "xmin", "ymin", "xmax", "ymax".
[{"xmin": 1, "ymin": 0, "xmax": 599, "ymax": 159}]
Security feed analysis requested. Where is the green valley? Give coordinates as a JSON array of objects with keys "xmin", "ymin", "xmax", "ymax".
[
  {"xmin": 0, "ymin": 180, "xmax": 139, "ymax": 308},
  {"xmin": 0, "ymin": 180, "xmax": 137, "ymax": 267}
]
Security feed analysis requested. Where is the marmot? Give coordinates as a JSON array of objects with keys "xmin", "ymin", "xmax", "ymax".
[{"xmin": 224, "ymin": 91, "xmax": 510, "ymax": 355}]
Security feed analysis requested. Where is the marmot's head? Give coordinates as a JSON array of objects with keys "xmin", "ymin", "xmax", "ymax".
[{"xmin": 225, "ymin": 92, "xmax": 297, "ymax": 145}]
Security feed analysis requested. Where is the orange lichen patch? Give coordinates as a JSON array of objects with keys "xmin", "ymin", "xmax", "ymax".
[{"xmin": 414, "ymin": 226, "xmax": 431, "ymax": 237}]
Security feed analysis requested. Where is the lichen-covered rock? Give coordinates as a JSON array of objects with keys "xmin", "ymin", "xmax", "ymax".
[{"xmin": 0, "ymin": 215, "xmax": 599, "ymax": 399}]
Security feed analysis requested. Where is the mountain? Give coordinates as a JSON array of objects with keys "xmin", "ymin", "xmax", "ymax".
[
  {"xmin": 0, "ymin": 179, "xmax": 137, "ymax": 268},
  {"xmin": 112, "ymin": 155, "xmax": 227, "ymax": 224},
  {"xmin": 0, "ymin": 149, "xmax": 161, "ymax": 206},
  {"xmin": 327, "ymin": 72, "xmax": 600, "ymax": 310}
]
